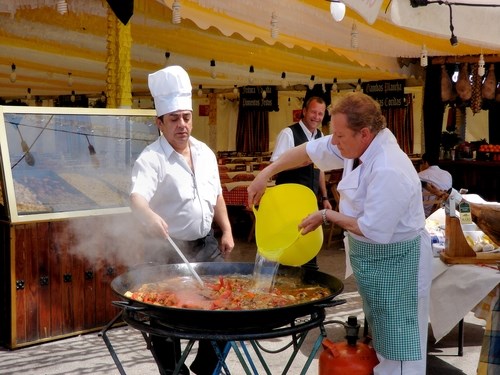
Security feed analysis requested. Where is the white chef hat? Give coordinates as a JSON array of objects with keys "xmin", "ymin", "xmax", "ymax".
[{"xmin": 148, "ymin": 65, "xmax": 192, "ymax": 117}]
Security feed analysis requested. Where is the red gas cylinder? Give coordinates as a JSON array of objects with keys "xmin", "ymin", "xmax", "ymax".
[{"xmin": 319, "ymin": 316, "xmax": 379, "ymax": 375}]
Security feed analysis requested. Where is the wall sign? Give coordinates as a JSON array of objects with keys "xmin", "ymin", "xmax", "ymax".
[
  {"xmin": 239, "ymin": 86, "xmax": 279, "ymax": 111},
  {"xmin": 364, "ymin": 79, "xmax": 405, "ymax": 108}
]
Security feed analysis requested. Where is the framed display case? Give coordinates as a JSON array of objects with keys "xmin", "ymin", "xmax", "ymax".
[
  {"xmin": 0, "ymin": 106, "xmax": 157, "ymax": 348},
  {"xmin": 0, "ymin": 106, "xmax": 158, "ymax": 223}
]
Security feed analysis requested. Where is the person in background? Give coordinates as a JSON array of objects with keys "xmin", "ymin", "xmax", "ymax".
[
  {"xmin": 418, "ymin": 153, "xmax": 453, "ymax": 217},
  {"xmin": 248, "ymin": 92, "xmax": 432, "ymax": 375},
  {"xmin": 271, "ymin": 96, "xmax": 332, "ymax": 271},
  {"xmin": 130, "ymin": 65, "xmax": 234, "ymax": 375}
]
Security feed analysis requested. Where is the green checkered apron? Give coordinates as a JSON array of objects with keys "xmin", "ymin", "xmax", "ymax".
[{"xmin": 348, "ymin": 234, "xmax": 421, "ymax": 361}]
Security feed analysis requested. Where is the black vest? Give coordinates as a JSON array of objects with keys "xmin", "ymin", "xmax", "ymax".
[{"xmin": 275, "ymin": 123, "xmax": 322, "ymax": 195}]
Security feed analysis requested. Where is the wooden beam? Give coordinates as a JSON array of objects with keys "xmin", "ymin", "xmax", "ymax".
[{"xmin": 431, "ymin": 55, "xmax": 500, "ymax": 65}]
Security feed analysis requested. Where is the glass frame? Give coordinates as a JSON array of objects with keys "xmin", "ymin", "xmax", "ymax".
[{"xmin": 0, "ymin": 106, "xmax": 158, "ymax": 223}]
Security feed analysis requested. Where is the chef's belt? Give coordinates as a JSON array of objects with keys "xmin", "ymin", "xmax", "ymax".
[{"xmin": 348, "ymin": 234, "xmax": 421, "ymax": 361}]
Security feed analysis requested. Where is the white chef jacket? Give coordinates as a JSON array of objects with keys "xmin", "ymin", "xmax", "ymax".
[
  {"xmin": 130, "ymin": 136, "xmax": 221, "ymax": 241},
  {"xmin": 306, "ymin": 129, "xmax": 432, "ymax": 293},
  {"xmin": 270, "ymin": 120, "xmax": 320, "ymax": 162}
]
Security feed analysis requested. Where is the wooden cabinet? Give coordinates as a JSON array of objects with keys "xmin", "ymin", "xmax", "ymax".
[
  {"xmin": 439, "ymin": 160, "xmax": 500, "ymax": 202},
  {"xmin": 2, "ymin": 215, "xmax": 145, "ymax": 348}
]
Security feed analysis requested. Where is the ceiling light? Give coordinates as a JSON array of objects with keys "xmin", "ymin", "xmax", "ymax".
[
  {"xmin": 68, "ymin": 72, "xmax": 73, "ymax": 87},
  {"xmin": 308, "ymin": 75, "xmax": 315, "ymax": 90},
  {"xmin": 262, "ymin": 88, "xmax": 267, "ymax": 99},
  {"xmin": 9, "ymin": 63, "xmax": 16, "ymax": 83},
  {"xmin": 57, "ymin": 0, "xmax": 68, "ymax": 15},
  {"xmin": 356, "ymin": 78, "xmax": 362, "ymax": 92},
  {"xmin": 198, "ymin": 84, "xmax": 203, "ymax": 97},
  {"xmin": 332, "ymin": 78, "xmax": 338, "ymax": 93},
  {"xmin": 233, "ymin": 85, "xmax": 239, "ymax": 95},
  {"xmin": 249, "ymin": 65, "xmax": 255, "ymax": 84},
  {"xmin": 71, "ymin": 90, "xmax": 76, "ymax": 103},
  {"xmin": 351, "ymin": 22, "xmax": 359, "ymax": 49},
  {"xmin": 329, "ymin": 1, "xmax": 346, "ymax": 22},
  {"xmin": 270, "ymin": 12, "xmax": 278, "ymax": 39},
  {"xmin": 322, "ymin": 82, "xmax": 326, "ymax": 93},
  {"xmin": 26, "ymin": 88, "xmax": 32, "ymax": 100},
  {"xmin": 172, "ymin": 0, "xmax": 181, "ymax": 24},
  {"xmin": 448, "ymin": 4, "xmax": 458, "ymax": 46},
  {"xmin": 420, "ymin": 44, "xmax": 428, "ymax": 67},
  {"xmin": 478, "ymin": 54, "xmax": 485, "ymax": 77},
  {"xmin": 281, "ymin": 72, "xmax": 287, "ymax": 88},
  {"xmin": 452, "ymin": 64, "xmax": 459, "ymax": 83},
  {"xmin": 210, "ymin": 59, "xmax": 216, "ymax": 79}
]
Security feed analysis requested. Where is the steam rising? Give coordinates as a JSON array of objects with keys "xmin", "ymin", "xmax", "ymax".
[{"xmin": 66, "ymin": 213, "xmax": 166, "ymax": 270}]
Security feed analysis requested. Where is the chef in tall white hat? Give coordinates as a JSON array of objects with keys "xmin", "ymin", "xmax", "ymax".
[{"xmin": 130, "ymin": 65, "xmax": 234, "ymax": 374}]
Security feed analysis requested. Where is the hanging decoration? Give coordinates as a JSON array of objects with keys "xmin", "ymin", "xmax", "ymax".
[{"xmin": 106, "ymin": 0, "xmax": 134, "ymax": 25}]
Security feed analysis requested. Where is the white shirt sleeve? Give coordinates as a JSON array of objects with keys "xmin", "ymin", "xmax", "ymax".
[
  {"xmin": 306, "ymin": 135, "xmax": 344, "ymax": 171},
  {"xmin": 270, "ymin": 127, "xmax": 294, "ymax": 162}
]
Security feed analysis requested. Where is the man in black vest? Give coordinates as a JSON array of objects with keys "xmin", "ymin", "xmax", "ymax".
[{"xmin": 271, "ymin": 96, "xmax": 332, "ymax": 271}]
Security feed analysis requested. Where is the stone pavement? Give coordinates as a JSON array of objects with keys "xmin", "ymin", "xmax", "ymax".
[{"xmin": 0, "ymin": 240, "xmax": 487, "ymax": 375}]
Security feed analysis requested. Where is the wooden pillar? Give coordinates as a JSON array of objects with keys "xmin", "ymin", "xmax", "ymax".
[{"xmin": 105, "ymin": 5, "xmax": 132, "ymax": 109}]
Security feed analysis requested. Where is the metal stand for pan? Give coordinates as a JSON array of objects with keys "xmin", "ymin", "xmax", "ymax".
[{"xmin": 101, "ymin": 300, "xmax": 345, "ymax": 375}]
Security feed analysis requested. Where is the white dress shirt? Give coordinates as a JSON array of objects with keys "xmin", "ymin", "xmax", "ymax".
[
  {"xmin": 270, "ymin": 120, "xmax": 319, "ymax": 162},
  {"xmin": 130, "ymin": 136, "xmax": 221, "ymax": 241}
]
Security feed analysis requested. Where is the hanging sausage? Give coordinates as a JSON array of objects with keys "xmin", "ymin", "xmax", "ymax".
[
  {"xmin": 441, "ymin": 65, "xmax": 454, "ymax": 103},
  {"xmin": 470, "ymin": 63, "xmax": 483, "ymax": 114},
  {"xmin": 456, "ymin": 63, "xmax": 472, "ymax": 102},
  {"xmin": 482, "ymin": 64, "xmax": 496, "ymax": 100}
]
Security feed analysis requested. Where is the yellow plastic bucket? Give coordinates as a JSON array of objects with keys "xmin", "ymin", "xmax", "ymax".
[{"xmin": 253, "ymin": 183, "xmax": 323, "ymax": 266}]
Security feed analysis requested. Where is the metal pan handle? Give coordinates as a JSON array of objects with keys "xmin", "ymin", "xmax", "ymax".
[
  {"xmin": 112, "ymin": 300, "xmax": 147, "ymax": 312},
  {"xmin": 315, "ymin": 298, "xmax": 347, "ymax": 309}
]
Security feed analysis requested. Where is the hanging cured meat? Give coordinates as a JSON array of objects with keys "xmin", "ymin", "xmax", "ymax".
[
  {"xmin": 482, "ymin": 64, "xmax": 496, "ymax": 100},
  {"xmin": 456, "ymin": 63, "xmax": 472, "ymax": 101},
  {"xmin": 441, "ymin": 65, "xmax": 454, "ymax": 103},
  {"xmin": 446, "ymin": 106, "xmax": 456, "ymax": 132},
  {"xmin": 470, "ymin": 63, "xmax": 483, "ymax": 114}
]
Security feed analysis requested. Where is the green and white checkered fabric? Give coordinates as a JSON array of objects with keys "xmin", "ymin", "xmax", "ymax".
[{"xmin": 349, "ymin": 234, "xmax": 421, "ymax": 361}]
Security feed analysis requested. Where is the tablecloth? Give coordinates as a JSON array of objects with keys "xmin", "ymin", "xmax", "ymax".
[{"xmin": 430, "ymin": 259, "xmax": 500, "ymax": 342}]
